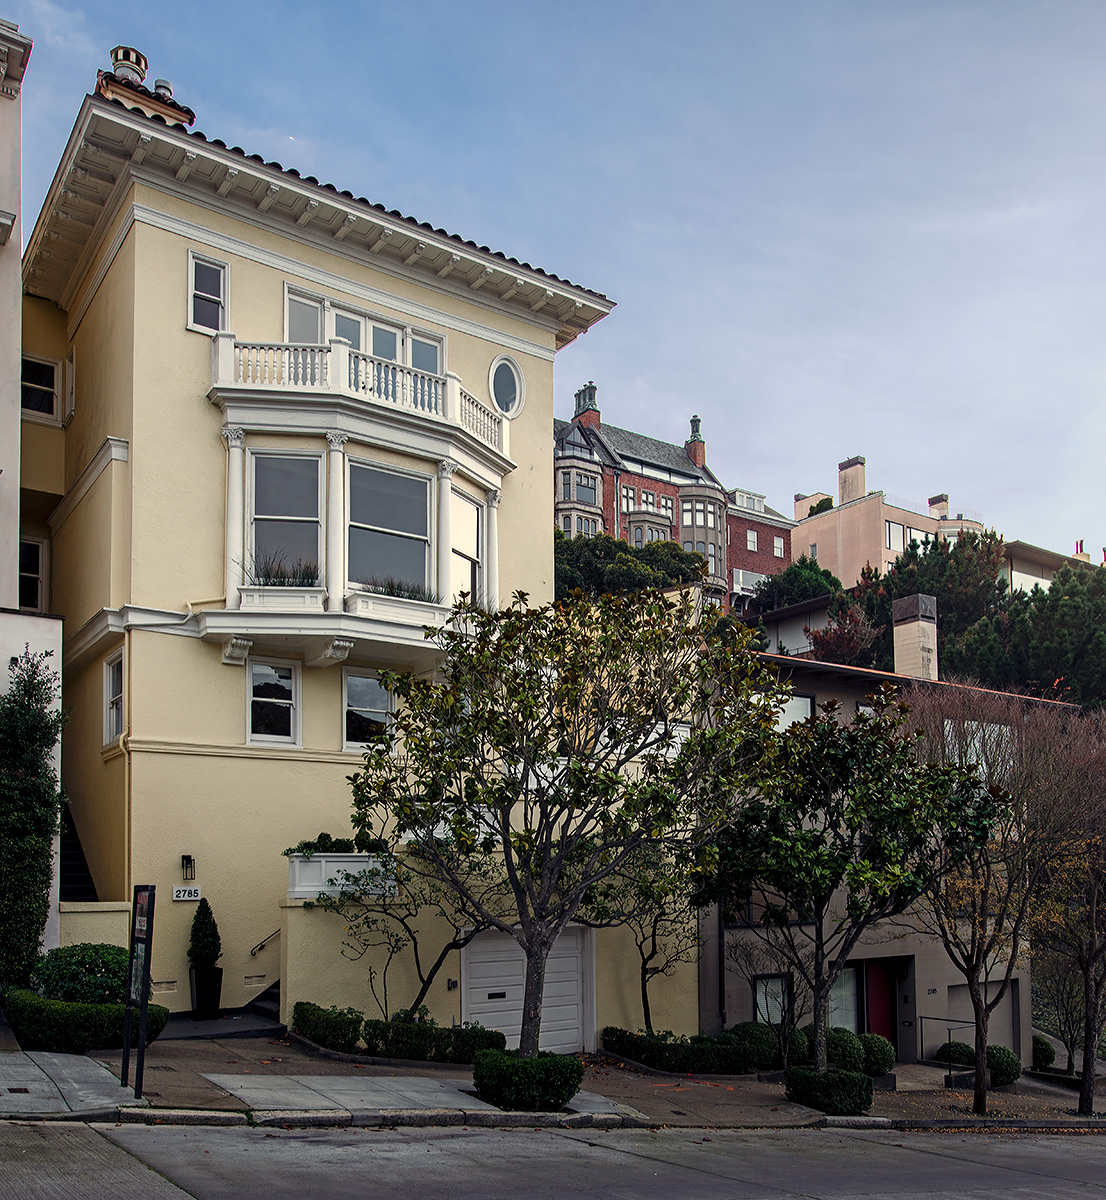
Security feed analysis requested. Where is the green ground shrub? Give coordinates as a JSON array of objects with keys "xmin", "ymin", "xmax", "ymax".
[
  {"xmin": 31, "ymin": 943, "xmax": 129, "ymax": 1005},
  {"xmin": 473, "ymin": 1048, "xmax": 584, "ymax": 1111},
  {"xmin": 727, "ymin": 1021, "xmax": 779, "ymax": 1070},
  {"xmin": 858, "ymin": 1032, "xmax": 896, "ymax": 1077},
  {"xmin": 3, "ymin": 988, "xmax": 167, "ymax": 1054},
  {"xmin": 784, "ymin": 1066, "xmax": 873, "ymax": 1115},
  {"xmin": 602, "ymin": 1027, "xmax": 744, "ymax": 1074},
  {"xmin": 1032, "ymin": 1034, "xmax": 1056, "ymax": 1071},
  {"xmin": 934, "ymin": 1040, "xmax": 975, "ymax": 1066},
  {"xmin": 291, "ymin": 1001, "xmax": 364, "ymax": 1054},
  {"xmin": 360, "ymin": 1018, "xmax": 506, "ymax": 1063},
  {"xmin": 826, "ymin": 1027, "xmax": 865, "ymax": 1072},
  {"xmin": 986, "ymin": 1044, "xmax": 1023, "ymax": 1086}
]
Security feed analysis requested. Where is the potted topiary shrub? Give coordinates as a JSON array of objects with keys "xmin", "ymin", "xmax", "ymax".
[{"xmin": 187, "ymin": 898, "xmax": 223, "ymax": 1019}]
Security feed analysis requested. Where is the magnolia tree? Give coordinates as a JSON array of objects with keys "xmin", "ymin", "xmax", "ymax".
[
  {"xmin": 348, "ymin": 588, "xmax": 786, "ymax": 1057},
  {"xmin": 703, "ymin": 686, "xmax": 996, "ymax": 1074},
  {"xmin": 907, "ymin": 684, "xmax": 1091, "ymax": 1116}
]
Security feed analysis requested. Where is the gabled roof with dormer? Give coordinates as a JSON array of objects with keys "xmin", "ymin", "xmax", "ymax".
[{"xmin": 23, "ymin": 90, "xmax": 613, "ymax": 347}]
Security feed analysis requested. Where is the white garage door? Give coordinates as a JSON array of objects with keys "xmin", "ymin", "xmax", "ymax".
[{"xmin": 462, "ymin": 928, "xmax": 591, "ymax": 1053}]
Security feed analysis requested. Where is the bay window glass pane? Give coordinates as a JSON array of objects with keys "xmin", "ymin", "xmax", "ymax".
[
  {"xmin": 452, "ymin": 493, "xmax": 479, "ymax": 558},
  {"xmin": 255, "ymin": 519, "xmax": 319, "ymax": 567},
  {"xmin": 289, "ymin": 296, "xmax": 322, "ymax": 344},
  {"xmin": 829, "ymin": 968, "xmax": 860, "ymax": 1034},
  {"xmin": 255, "ymin": 457, "xmax": 318, "ymax": 518},
  {"xmin": 193, "ymin": 261, "xmax": 222, "ymax": 301},
  {"xmin": 350, "ymin": 467, "xmax": 427, "ymax": 537},
  {"xmin": 251, "ymin": 663, "xmax": 293, "ymax": 738},
  {"xmin": 372, "ymin": 325, "xmax": 398, "ymax": 361},
  {"xmin": 349, "ymin": 527, "xmax": 426, "ymax": 587},
  {"xmin": 346, "ymin": 675, "xmax": 390, "ymax": 744},
  {"xmin": 334, "ymin": 311, "xmax": 362, "ymax": 350},
  {"xmin": 411, "ymin": 338, "xmax": 439, "ymax": 374}
]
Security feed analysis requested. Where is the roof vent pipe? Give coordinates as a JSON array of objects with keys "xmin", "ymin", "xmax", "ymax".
[
  {"xmin": 110, "ymin": 45, "xmax": 148, "ymax": 85},
  {"xmin": 153, "ymin": 78, "xmax": 173, "ymax": 100}
]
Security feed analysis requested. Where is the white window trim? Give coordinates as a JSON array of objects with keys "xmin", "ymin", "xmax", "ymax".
[
  {"xmin": 103, "ymin": 648, "xmax": 124, "ymax": 747},
  {"xmin": 20, "ymin": 353, "xmax": 63, "ymax": 428},
  {"xmin": 18, "ymin": 536, "xmax": 48, "ymax": 614},
  {"xmin": 284, "ymin": 283, "xmax": 446, "ymax": 372},
  {"xmin": 488, "ymin": 353, "xmax": 525, "ymax": 419},
  {"xmin": 246, "ymin": 448, "xmax": 326, "ymax": 585},
  {"xmin": 345, "ymin": 456, "xmax": 434, "ymax": 593},
  {"xmin": 773, "ymin": 536, "xmax": 785, "ymax": 558},
  {"xmin": 342, "ymin": 667, "xmax": 394, "ymax": 752},
  {"xmin": 187, "ymin": 249, "xmax": 228, "ymax": 335},
  {"xmin": 747, "ymin": 529, "xmax": 758, "ymax": 552},
  {"xmin": 247, "ymin": 656, "xmax": 302, "ymax": 747},
  {"xmin": 450, "ymin": 488, "xmax": 484, "ymax": 603},
  {"xmin": 64, "ymin": 348, "xmax": 76, "ymax": 426}
]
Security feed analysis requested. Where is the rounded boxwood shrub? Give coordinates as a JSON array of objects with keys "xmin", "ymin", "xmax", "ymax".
[
  {"xmin": 784, "ymin": 1066, "xmax": 873, "ymax": 1115},
  {"xmin": 858, "ymin": 1032, "xmax": 895, "ymax": 1077},
  {"xmin": 473, "ymin": 1048, "xmax": 585, "ymax": 1111},
  {"xmin": 31, "ymin": 943, "xmax": 129, "ymax": 1005},
  {"xmin": 292, "ymin": 1001, "xmax": 364, "ymax": 1054},
  {"xmin": 826, "ymin": 1027, "xmax": 865, "ymax": 1072},
  {"xmin": 1032, "ymin": 1034, "xmax": 1056, "ymax": 1071},
  {"xmin": 986, "ymin": 1044, "xmax": 1023, "ymax": 1086},
  {"xmin": 934, "ymin": 1040, "xmax": 975, "ymax": 1066},
  {"xmin": 784, "ymin": 1024, "xmax": 809, "ymax": 1063},
  {"xmin": 727, "ymin": 1021, "xmax": 779, "ymax": 1070},
  {"xmin": 3, "ymin": 988, "xmax": 168, "ymax": 1054}
]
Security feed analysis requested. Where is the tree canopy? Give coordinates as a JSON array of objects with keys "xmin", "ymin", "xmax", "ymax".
[
  {"xmin": 750, "ymin": 555, "xmax": 842, "ymax": 613},
  {"xmin": 554, "ymin": 531, "xmax": 704, "ymax": 599},
  {"xmin": 348, "ymin": 588, "xmax": 785, "ymax": 1056}
]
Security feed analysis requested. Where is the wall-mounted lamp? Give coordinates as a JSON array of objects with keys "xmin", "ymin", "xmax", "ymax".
[{"xmin": 181, "ymin": 854, "xmax": 196, "ymax": 881}]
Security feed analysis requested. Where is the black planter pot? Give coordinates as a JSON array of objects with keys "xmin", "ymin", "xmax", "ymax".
[{"xmin": 189, "ymin": 966, "xmax": 223, "ymax": 1020}]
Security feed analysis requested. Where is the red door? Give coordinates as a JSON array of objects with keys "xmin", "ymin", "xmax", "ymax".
[{"xmin": 865, "ymin": 961, "xmax": 895, "ymax": 1046}]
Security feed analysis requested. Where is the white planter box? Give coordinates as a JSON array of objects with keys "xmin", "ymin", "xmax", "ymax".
[
  {"xmin": 286, "ymin": 852, "xmax": 394, "ymax": 899},
  {"xmin": 239, "ymin": 586, "xmax": 327, "ymax": 612},
  {"xmin": 344, "ymin": 590, "xmax": 450, "ymax": 627}
]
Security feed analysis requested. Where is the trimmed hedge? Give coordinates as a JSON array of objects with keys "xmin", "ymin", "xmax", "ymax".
[
  {"xmin": 361, "ymin": 1018, "xmax": 506, "ymax": 1063},
  {"xmin": 826, "ymin": 1027, "xmax": 865, "ymax": 1073},
  {"xmin": 986, "ymin": 1044, "xmax": 1023, "ymax": 1086},
  {"xmin": 31, "ymin": 943, "xmax": 129, "ymax": 1005},
  {"xmin": 784, "ymin": 1066, "xmax": 873, "ymax": 1115},
  {"xmin": 1032, "ymin": 1034, "xmax": 1056, "ymax": 1071},
  {"xmin": 3, "ymin": 988, "xmax": 168, "ymax": 1054},
  {"xmin": 858, "ymin": 1032, "xmax": 896, "ymax": 1077},
  {"xmin": 602, "ymin": 1026, "xmax": 755, "ymax": 1074},
  {"xmin": 934, "ymin": 1040, "xmax": 975, "ymax": 1066},
  {"xmin": 292, "ymin": 1001, "xmax": 364, "ymax": 1054},
  {"xmin": 727, "ymin": 1021, "xmax": 779, "ymax": 1070},
  {"xmin": 473, "ymin": 1048, "xmax": 584, "ymax": 1111}
]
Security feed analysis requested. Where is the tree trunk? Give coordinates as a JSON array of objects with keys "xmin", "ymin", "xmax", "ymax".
[
  {"xmin": 1077, "ymin": 974, "xmax": 1102, "ymax": 1117},
  {"xmin": 518, "ymin": 947, "xmax": 547, "ymax": 1059},
  {"xmin": 641, "ymin": 962, "xmax": 654, "ymax": 1035},
  {"xmin": 812, "ymin": 981, "xmax": 829, "ymax": 1072},
  {"xmin": 968, "ymin": 977, "xmax": 989, "ymax": 1117}
]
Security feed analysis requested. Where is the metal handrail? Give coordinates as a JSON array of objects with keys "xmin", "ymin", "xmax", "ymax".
[
  {"xmin": 917, "ymin": 1014, "xmax": 976, "ymax": 1066},
  {"xmin": 250, "ymin": 929, "xmax": 280, "ymax": 957}
]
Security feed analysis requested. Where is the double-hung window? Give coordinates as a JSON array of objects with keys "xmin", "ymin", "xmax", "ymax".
[
  {"xmin": 249, "ymin": 658, "xmax": 299, "ymax": 744},
  {"xmin": 660, "ymin": 496, "xmax": 674, "ymax": 523},
  {"xmin": 250, "ymin": 455, "xmax": 321, "ymax": 584},
  {"xmin": 622, "ymin": 485, "xmax": 635, "ymax": 511},
  {"xmin": 344, "ymin": 670, "xmax": 393, "ymax": 749},
  {"xmin": 21, "ymin": 356, "xmax": 59, "ymax": 421},
  {"xmin": 747, "ymin": 529, "xmax": 758, "ymax": 552},
  {"xmin": 774, "ymin": 535, "xmax": 784, "ymax": 558},
  {"xmin": 754, "ymin": 975, "xmax": 791, "ymax": 1025},
  {"xmin": 104, "ymin": 650, "xmax": 124, "ymax": 745},
  {"xmin": 188, "ymin": 252, "xmax": 227, "ymax": 332},
  {"xmin": 576, "ymin": 474, "xmax": 596, "ymax": 506},
  {"xmin": 348, "ymin": 463, "xmax": 430, "ymax": 591},
  {"xmin": 450, "ymin": 491, "xmax": 482, "ymax": 601}
]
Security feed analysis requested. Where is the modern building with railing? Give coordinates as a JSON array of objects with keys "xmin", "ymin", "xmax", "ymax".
[{"xmin": 19, "ymin": 44, "xmax": 614, "ymax": 1023}]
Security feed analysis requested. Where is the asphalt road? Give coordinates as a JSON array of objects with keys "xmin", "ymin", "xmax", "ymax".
[{"xmin": 4, "ymin": 1123, "xmax": 1106, "ymax": 1199}]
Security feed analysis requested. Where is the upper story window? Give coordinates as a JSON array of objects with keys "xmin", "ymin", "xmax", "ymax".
[
  {"xmin": 348, "ymin": 463, "xmax": 430, "ymax": 592},
  {"xmin": 249, "ymin": 658, "xmax": 299, "ymax": 745},
  {"xmin": 695, "ymin": 500, "xmax": 705, "ymax": 527},
  {"xmin": 18, "ymin": 539, "xmax": 47, "ymax": 612},
  {"xmin": 634, "ymin": 526, "xmax": 643, "ymax": 549},
  {"xmin": 104, "ymin": 649, "xmax": 124, "ymax": 745},
  {"xmin": 660, "ymin": 496, "xmax": 674, "ymax": 522},
  {"xmin": 774, "ymin": 535, "xmax": 785, "ymax": 558},
  {"xmin": 561, "ymin": 472, "xmax": 572, "ymax": 501},
  {"xmin": 450, "ymin": 491, "xmax": 482, "ymax": 601},
  {"xmin": 188, "ymin": 251, "xmax": 227, "ymax": 333},
  {"xmin": 21, "ymin": 356, "xmax": 60, "ymax": 422},
  {"xmin": 250, "ymin": 454, "xmax": 322, "ymax": 584},
  {"xmin": 622, "ymin": 485, "xmax": 635, "ymax": 511},
  {"xmin": 489, "ymin": 355, "xmax": 524, "ymax": 417},
  {"xmin": 809, "ymin": 543, "xmax": 818, "ymax": 560},
  {"xmin": 344, "ymin": 671, "xmax": 393, "ymax": 749},
  {"xmin": 641, "ymin": 491, "xmax": 655, "ymax": 511},
  {"xmin": 747, "ymin": 529, "xmax": 758, "ymax": 552},
  {"xmin": 576, "ymin": 474, "xmax": 597, "ymax": 506},
  {"xmin": 777, "ymin": 693, "xmax": 815, "ymax": 730},
  {"xmin": 576, "ymin": 517, "xmax": 598, "ymax": 538}
]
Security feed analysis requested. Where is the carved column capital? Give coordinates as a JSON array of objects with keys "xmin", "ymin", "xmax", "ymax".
[
  {"xmin": 325, "ymin": 430, "xmax": 348, "ymax": 452},
  {"xmin": 437, "ymin": 459, "xmax": 457, "ymax": 481},
  {"xmin": 221, "ymin": 425, "xmax": 246, "ymax": 449},
  {"xmin": 486, "ymin": 488, "xmax": 502, "ymax": 509}
]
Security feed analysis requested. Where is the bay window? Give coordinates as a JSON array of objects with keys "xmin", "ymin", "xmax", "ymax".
[
  {"xmin": 348, "ymin": 463, "xmax": 430, "ymax": 591},
  {"xmin": 250, "ymin": 454, "xmax": 321, "ymax": 584},
  {"xmin": 450, "ymin": 491, "xmax": 482, "ymax": 601}
]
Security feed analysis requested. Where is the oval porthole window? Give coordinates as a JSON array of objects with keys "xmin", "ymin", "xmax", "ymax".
[{"xmin": 489, "ymin": 355, "xmax": 524, "ymax": 417}]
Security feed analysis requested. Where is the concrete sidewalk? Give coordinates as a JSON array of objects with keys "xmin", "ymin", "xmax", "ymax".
[{"xmin": 0, "ymin": 1050, "xmax": 148, "ymax": 1120}]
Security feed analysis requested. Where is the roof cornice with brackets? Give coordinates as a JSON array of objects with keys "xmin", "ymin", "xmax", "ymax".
[{"xmin": 24, "ymin": 96, "xmax": 614, "ymax": 348}]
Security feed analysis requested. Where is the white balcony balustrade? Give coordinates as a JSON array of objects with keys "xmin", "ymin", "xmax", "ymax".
[{"xmin": 212, "ymin": 333, "xmax": 507, "ymax": 456}]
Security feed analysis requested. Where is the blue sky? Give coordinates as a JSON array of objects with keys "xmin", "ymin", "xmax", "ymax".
[{"xmin": 13, "ymin": 0, "xmax": 1106, "ymax": 562}]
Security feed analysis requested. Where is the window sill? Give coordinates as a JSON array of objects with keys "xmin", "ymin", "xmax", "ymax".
[
  {"xmin": 21, "ymin": 410, "xmax": 63, "ymax": 429},
  {"xmin": 186, "ymin": 322, "xmax": 220, "ymax": 337},
  {"xmin": 101, "ymin": 742, "xmax": 124, "ymax": 762}
]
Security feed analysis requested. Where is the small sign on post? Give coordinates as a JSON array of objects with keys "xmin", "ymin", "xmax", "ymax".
[{"xmin": 121, "ymin": 884, "xmax": 156, "ymax": 1100}]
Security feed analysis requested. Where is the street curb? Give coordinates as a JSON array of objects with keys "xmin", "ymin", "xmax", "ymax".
[
  {"xmin": 824, "ymin": 1116, "xmax": 893, "ymax": 1129},
  {"xmin": 117, "ymin": 1108, "xmax": 249, "ymax": 1126}
]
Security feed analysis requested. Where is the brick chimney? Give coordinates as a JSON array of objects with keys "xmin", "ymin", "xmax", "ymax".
[
  {"xmin": 686, "ymin": 415, "xmax": 706, "ymax": 469},
  {"xmin": 573, "ymin": 380, "xmax": 600, "ymax": 430},
  {"xmin": 893, "ymin": 593, "xmax": 938, "ymax": 681},
  {"xmin": 838, "ymin": 456, "xmax": 865, "ymax": 504}
]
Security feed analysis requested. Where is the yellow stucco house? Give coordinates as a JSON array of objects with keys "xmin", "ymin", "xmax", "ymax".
[{"xmin": 16, "ymin": 46, "xmax": 715, "ymax": 1047}]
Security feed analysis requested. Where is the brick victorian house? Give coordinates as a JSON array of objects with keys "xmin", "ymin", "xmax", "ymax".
[{"xmin": 554, "ymin": 382, "xmax": 794, "ymax": 609}]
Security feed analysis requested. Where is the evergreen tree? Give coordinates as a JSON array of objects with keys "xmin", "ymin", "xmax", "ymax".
[
  {"xmin": 750, "ymin": 555, "xmax": 842, "ymax": 613},
  {"xmin": 554, "ymin": 530, "xmax": 704, "ymax": 599}
]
